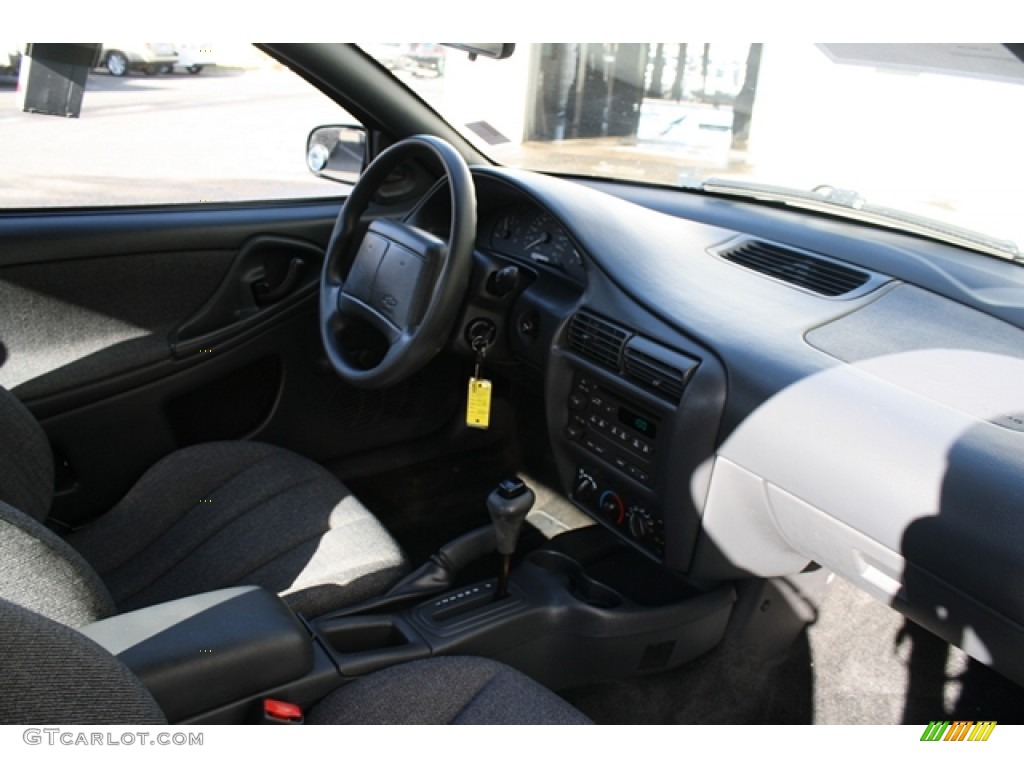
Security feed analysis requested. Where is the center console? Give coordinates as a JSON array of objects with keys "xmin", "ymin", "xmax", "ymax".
[
  {"xmin": 81, "ymin": 483, "xmax": 736, "ymax": 724},
  {"xmin": 315, "ymin": 525, "xmax": 735, "ymax": 692},
  {"xmin": 568, "ymin": 372, "xmax": 667, "ymax": 557},
  {"xmin": 548, "ymin": 308, "xmax": 727, "ymax": 572}
]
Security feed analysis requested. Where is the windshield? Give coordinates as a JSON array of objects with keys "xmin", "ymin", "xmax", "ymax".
[{"xmin": 363, "ymin": 43, "xmax": 1024, "ymax": 259}]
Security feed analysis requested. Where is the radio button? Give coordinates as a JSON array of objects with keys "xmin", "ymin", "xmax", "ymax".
[{"xmin": 627, "ymin": 465, "xmax": 650, "ymax": 484}]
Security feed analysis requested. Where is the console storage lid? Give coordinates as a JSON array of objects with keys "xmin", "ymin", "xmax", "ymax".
[{"xmin": 81, "ymin": 586, "xmax": 314, "ymax": 722}]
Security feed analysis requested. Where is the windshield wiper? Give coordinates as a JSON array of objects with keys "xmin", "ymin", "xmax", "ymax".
[{"xmin": 699, "ymin": 177, "xmax": 1022, "ymax": 264}]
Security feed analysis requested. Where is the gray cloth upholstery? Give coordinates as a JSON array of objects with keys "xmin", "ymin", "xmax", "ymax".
[
  {"xmin": 67, "ymin": 441, "xmax": 408, "ymax": 617},
  {"xmin": 307, "ymin": 656, "xmax": 593, "ymax": 725},
  {"xmin": 0, "ymin": 597, "xmax": 166, "ymax": 725},
  {"xmin": 0, "ymin": 385, "xmax": 53, "ymax": 522},
  {"xmin": 0, "ymin": 383, "xmax": 408, "ymax": 622},
  {"xmin": 0, "ymin": 501, "xmax": 115, "ymax": 627}
]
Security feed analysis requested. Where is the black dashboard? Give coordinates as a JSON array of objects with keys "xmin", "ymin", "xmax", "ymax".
[{"xmin": 430, "ymin": 165, "xmax": 1024, "ymax": 691}]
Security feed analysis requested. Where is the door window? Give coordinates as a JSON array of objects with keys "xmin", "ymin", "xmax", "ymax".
[{"xmin": 0, "ymin": 44, "xmax": 352, "ymax": 208}]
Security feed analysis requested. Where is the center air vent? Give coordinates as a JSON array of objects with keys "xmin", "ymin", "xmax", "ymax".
[
  {"xmin": 624, "ymin": 336, "xmax": 699, "ymax": 403},
  {"xmin": 567, "ymin": 310, "xmax": 630, "ymax": 370},
  {"xmin": 715, "ymin": 238, "xmax": 871, "ymax": 297}
]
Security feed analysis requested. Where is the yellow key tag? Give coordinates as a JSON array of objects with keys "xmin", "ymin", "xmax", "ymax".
[{"xmin": 466, "ymin": 377, "xmax": 492, "ymax": 429}]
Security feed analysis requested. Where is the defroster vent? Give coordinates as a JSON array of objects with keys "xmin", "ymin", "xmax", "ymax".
[
  {"xmin": 567, "ymin": 310, "xmax": 631, "ymax": 371},
  {"xmin": 716, "ymin": 238, "xmax": 870, "ymax": 297}
]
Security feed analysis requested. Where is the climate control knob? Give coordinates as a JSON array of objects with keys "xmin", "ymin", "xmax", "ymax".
[
  {"xmin": 628, "ymin": 506, "xmax": 649, "ymax": 539},
  {"xmin": 574, "ymin": 473, "xmax": 598, "ymax": 502},
  {"xmin": 599, "ymin": 491, "xmax": 625, "ymax": 524}
]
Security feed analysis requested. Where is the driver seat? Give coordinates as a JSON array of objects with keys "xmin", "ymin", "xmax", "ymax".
[{"xmin": 0, "ymin": 385, "xmax": 408, "ymax": 625}]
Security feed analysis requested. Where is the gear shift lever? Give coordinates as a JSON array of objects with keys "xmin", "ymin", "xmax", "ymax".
[{"xmin": 487, "ymin": 477, "xmax": 535, "ymax": 600}]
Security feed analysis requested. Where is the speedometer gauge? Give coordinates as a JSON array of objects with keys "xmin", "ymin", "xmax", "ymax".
[
  {"xmin": 523, "ymin": 212, "xmax": 560, "ymax": 264},
  {"xmin": 490, "ymin": 206, "xmax": 586, "ymax": 283}
]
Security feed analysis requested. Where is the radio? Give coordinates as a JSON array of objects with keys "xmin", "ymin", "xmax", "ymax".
[{"xmin": 565, "ymin": 373, "xmax": 659, "ymax": 487}]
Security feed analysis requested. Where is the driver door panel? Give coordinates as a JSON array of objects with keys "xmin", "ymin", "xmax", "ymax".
[{"xmin": 0, "ymin": 204, "xmax": 462, "ymax": 528}]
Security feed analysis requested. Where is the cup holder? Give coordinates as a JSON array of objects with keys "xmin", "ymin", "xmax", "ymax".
[
  {"xmin": 321, "ymin": 617, "xmax": 411, "ymax": 654},
  {"xmin": 528, "ymin": 550, "xmax": 624, "ymax": 609},
  {"xmin": 313, "ymin": 614, "xmax": 432, "ymax": 677}
]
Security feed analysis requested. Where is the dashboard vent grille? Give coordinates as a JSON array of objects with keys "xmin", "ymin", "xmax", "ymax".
[
  {"xmin": 717, "ymin": 239, "xmax": 870, "ymax": 297},
  {"xmin": 567, "ymin": 311, "xmax": 630, "ymax": 370},
  {"xmin": 624, "ymin": 347, "xmax": 689, "ymax": 402}
]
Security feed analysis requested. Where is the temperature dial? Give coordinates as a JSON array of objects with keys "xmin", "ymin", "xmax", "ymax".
[{"xmin": 599, "ymin": 491, "xmax": 625, "ymax": 525}]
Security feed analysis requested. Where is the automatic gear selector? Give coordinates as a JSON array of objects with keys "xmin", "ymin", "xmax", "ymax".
[{"xmin": 486, "ymin": 477, "xmax": 535, "ymax": 599}]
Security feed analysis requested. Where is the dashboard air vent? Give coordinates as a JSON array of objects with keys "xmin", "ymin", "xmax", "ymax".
[
  {"xmin": 623, "ymin": 337, "xmax": 698, "ymax": 403},
  {"xmin": 716, "ymin": 239, "xmax": 870, "ymax": 297},
  {"xmin": 567, "ymin": 310, "xmax": 630, "ymax": 370},
  {"xmin": 624, "ymin": 349, "xmax": 685, "ymax": 402}
]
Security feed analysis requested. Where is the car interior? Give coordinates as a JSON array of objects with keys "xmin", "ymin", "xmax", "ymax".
[{"xmin": 2, "ymin": 42, "xmax": 1024, "ymax": 727}]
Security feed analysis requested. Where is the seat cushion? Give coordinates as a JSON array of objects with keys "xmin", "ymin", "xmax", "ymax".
[
  {"xmin": 307, "ymin": 656, "xmax": 592, "ymax": 725},
  {"xmin": 66, "ymin": 441, "xmax": 408, "ymax": 617}
]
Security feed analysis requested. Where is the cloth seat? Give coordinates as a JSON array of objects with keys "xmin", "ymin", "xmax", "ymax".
[
  {"xmin": 0, "ymin": 596, "xmax": 591, "ymax": 725},
  {"xmin": 0, "ymin": 385, "xmax": 408, "ymax": 624},
  {"xmin": 307, "ymin": 655, "xmax": 590, "ymax": 725}
]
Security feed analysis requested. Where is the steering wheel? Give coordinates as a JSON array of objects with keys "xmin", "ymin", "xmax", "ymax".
[{"xmin": 319, "ymin": 135, "xmax": 476, "ymax": 388}]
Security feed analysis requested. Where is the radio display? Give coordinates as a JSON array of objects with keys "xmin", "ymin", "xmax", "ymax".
[{"xmin": 618, "ymin": 405, "xmax": 657, "ymax": 438}]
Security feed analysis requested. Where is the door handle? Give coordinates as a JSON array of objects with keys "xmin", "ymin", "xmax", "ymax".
[{"xmin": 252, "ymin": 257, "xmax": 306, "ymax": 306}]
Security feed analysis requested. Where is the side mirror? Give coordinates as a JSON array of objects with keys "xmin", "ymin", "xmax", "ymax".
[{"xmin": 306, "ymin": 124, "xmax": 367, "ymax": 184}]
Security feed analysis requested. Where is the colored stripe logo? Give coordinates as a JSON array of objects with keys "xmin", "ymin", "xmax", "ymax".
[{"xmin": 920, "ymin": 721, "xmax": 997, "ymax": 742}]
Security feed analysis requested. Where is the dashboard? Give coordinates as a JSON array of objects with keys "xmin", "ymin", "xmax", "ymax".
[{"xmin": 430, "ymin": 165, "xmax": 1024, "ymax": 691}]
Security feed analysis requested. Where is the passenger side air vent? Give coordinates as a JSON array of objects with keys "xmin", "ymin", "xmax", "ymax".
[
  {"xmin": 715, "ymin": 238, "xmax": 870, "ymax": 297},
  {"xmin": 623, "ymin": 336, "xmax": 699, "ymax": 403},
  {"xmin": 567, "ymin": 310, "xmax": 631, "ymax": 371}
]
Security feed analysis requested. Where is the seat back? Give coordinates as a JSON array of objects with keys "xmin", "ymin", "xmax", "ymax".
[
  {"xmin": 0, "ymin": 596, "xmax": 165, "ymax": 724},
  {"xmin": 0, "ymin": 500, "xmax": 115, "ymax": 627},
  {"xmin": 0, "ymin": 385, "xmax": 54, "ymax": 522}
]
